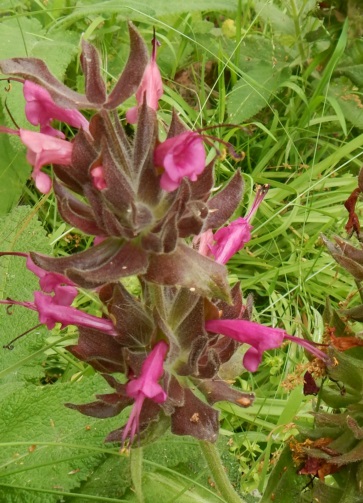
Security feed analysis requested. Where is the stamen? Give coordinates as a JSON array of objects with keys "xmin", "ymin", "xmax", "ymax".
[
  {"xmin": 202, "ymin": 134, "xmax": 245, "ymax": 160},
  {"xmin": 4, "ymin": 98, "xmax": 20, "ymax": 130},
  {"xmin": 3, "ymin": 323, "xmax": 42, "ymax": 350}
]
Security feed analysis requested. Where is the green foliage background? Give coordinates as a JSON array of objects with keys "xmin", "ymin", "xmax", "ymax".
[{"xmin": 1, "ymin": 0, "xmax": 363, "ymax": 501}]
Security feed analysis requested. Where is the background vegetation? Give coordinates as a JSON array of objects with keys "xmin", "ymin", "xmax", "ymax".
[{"xmin": 1, "ymin": 0, "xmax": 363, "ymax": 501}]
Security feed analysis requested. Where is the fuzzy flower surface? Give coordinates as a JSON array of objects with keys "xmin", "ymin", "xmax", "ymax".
[
  {"xmin": 122, "ymin": 341, "xmax": 168, "ymax": 444},
  {"xmin": 23, "ymin": 80, "xmax": 89, "ymax": 138},
  {"xmin": 126, "ymin": 37, "xmax": 163, "ymax": 124},
  {"xmin": 205, "ymin": 319, "xmax": 329, "ymax": 372},
  {"xmin": 154, "ymin": 131, "xmax": 206, "ymax": 192}
]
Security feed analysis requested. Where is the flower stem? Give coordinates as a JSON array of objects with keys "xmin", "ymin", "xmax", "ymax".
[
  {"xmin": 130, "ymin": 447, "xmax": 144, "ymax": 503},
  {"xmin": 199, "ymin": 440, "xmax": 246, "ymax": 503}
]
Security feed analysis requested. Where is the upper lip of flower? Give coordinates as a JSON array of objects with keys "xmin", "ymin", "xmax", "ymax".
[{"xmin": 23, "ymin": 79, "xmax": 90, "ymax": 138}]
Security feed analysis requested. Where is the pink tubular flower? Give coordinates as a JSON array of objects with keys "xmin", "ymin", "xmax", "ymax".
[
  {"xmin": 154, "ymin": 131, "xmax": 206, "ymax": 192},
  {"xmin": 0, "ymin": 292, "xmax": 117, "ymax": 334},
  {"xmin": 126, "ymin": 36, "xmax": 163, "ymax": 124},
  {"xmin": 205, "ymin": 319, "xmax": 329, "ymax": 372},
  {"xmin": 210, "ymin": 184, "xmax": 269, "ymax": 264},
  {"xmin": 91, "ymin": 166, "xmax": 107, "ymax": 190},
  {"xmin": 23, "ymin": 80, "xmax": 89, "ymax": 138},
  {"xmin": 20, "ymin": 129, "xmax": 73, "ymax": 193},
  {"xmin": 122, "ymin": 341, "xmax": 168, "ymax": 444},
  {"xmin": 0, "ymin": 252, "xmax": 77, "ymax": 306},
  {"xmin": 0, "ymin": 127, "xmax": 72, "ymax": 193},
  {"xmin": 193, "ymin": 228, "xmax": 214, "ymax": 258}
]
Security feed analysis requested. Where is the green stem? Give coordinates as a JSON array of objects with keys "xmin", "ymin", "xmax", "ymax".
[
  {"xmin": 130, "ymin": 447, "xmax": 144, "ymax": 503},
  {"xmin": 199, "ymin": 441, "xmax": 246, "ymax": 503},
  {"xmin": 290, "ymin": 0, "xmax": 306, "ymax": 66}
]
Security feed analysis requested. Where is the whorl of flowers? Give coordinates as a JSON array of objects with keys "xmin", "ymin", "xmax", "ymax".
[{"xmin": 0, "ymin": 23, "xmax": 330, "ymax": 446}]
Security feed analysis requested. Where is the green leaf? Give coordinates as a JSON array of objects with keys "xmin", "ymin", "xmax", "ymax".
[
  {"xmin": 0, "ymin": 376, "xmax": 127, "ymax": 503},
  {"xmin": 64, "ymin": 455, "xmax": 131, "ymax": 501},
  {"xmin": 51, "ymin": 0, "xmax": 238, "ymax": 30},
  {"xmin": 0, "ymin": 18, "xmax": 79, "ymax": 77},
  {"xmin": 0, "ymin": 206, "xmax": 51, "ymax": 383},
  {"xmin": 329, "ymin": 80, "xmax": 363, "ymax": 130},
  {"xmin": 141, "ymin": 471, "xmax": 222, "ymax": 503},
  {"xmin": 0, "ymin": 132, "xmax": 29, "ymax": 216},
  {"xmin": 254, "ymin": 1, "xmax": 295, "ymax": 35},
  {"xmin": 335, "ymin": 64, "xmax": 363, "ymax": 87},
  {"xmin": 227, "ymin": 63, "xmax": 289, "ymax": 124},
  {"xmin": 68, "ymin": 435, "xmax": 236, "ymax": 502}
]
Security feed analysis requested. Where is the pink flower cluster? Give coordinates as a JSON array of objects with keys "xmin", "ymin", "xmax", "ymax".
[
  {"xmin": 0, "ymin": 79, "xmax": 87, "ymax": 193},
  {"xmin": 0, "ymin": 252, "xmax": 116, "ymax": 333}
]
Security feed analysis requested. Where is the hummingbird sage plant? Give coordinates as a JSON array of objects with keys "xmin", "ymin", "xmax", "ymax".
[{"xmin": 0, "ymin": 23, "xmax": 331, "ymax": 502}]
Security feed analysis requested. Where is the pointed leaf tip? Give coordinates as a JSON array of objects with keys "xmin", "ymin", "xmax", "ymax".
[
  {"xmin": 81, "ymin": 40, "xmax": 107, "ymax": 105},
  {"xmin": 105, "ymin": 22, "xmax": 149, "ymax": 109}
]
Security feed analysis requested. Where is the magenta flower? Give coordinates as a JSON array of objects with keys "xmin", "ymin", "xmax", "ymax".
[
  {"xmin": 122, "ymin": 341, "xmax": 168, "ymax": 444},
  {"xmin": 193, "ymin": 228, "xmax": 214, "ymax": 258},
  {"xmin": 26, "ymin": 256, "xmax": 78, "ymax": 306},
  {"xmin": 154, "ymin": 131, "xmax": 206, "ymax": 192},
  {"xmin": 209, "ymin": 184, "xmax": 269, "ymax": 264},
  {"xmin": 205, "ymin": 319, "xmax": 329, "ymax": 372},
  {"xmin": 0, "ymin": 252, "xmax": 77, "ymax": 306},
  {"xmin": 20, "ymin": 129, "xmax": 73, "ymax": 193},
  {"xmin": 126, "ymin": 36, "xmax": 163, "ymax": 124},
  {"xmin": 23, "ymin": 80, "xmax": 89, "ymax": 138},
  {"xmin": 0, "ymin": 292, "xmax": 117, "ymax": 333},
  {"xmin": 0, "ymin": 127, "xmax": 73, "ymax": 193},
  {"xmin": 91, "ymin": 166, "xmax": 107, "ymax": 190}
]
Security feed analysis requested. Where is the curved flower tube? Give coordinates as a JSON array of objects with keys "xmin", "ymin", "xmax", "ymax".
[
  {"xmin": 196, "ymin": 185, "xmax": 269, "ymax": 264},
  {"xmin": 205, "ymin": 318, "xmax": 329, "ymax": 372},
  {"xmin": 122, "ymin": 341, "xmax": 168, "ymax": 445},
  {"xmin": 0, "ymin": 292, "xmax": 117, "ymax": 334}
]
